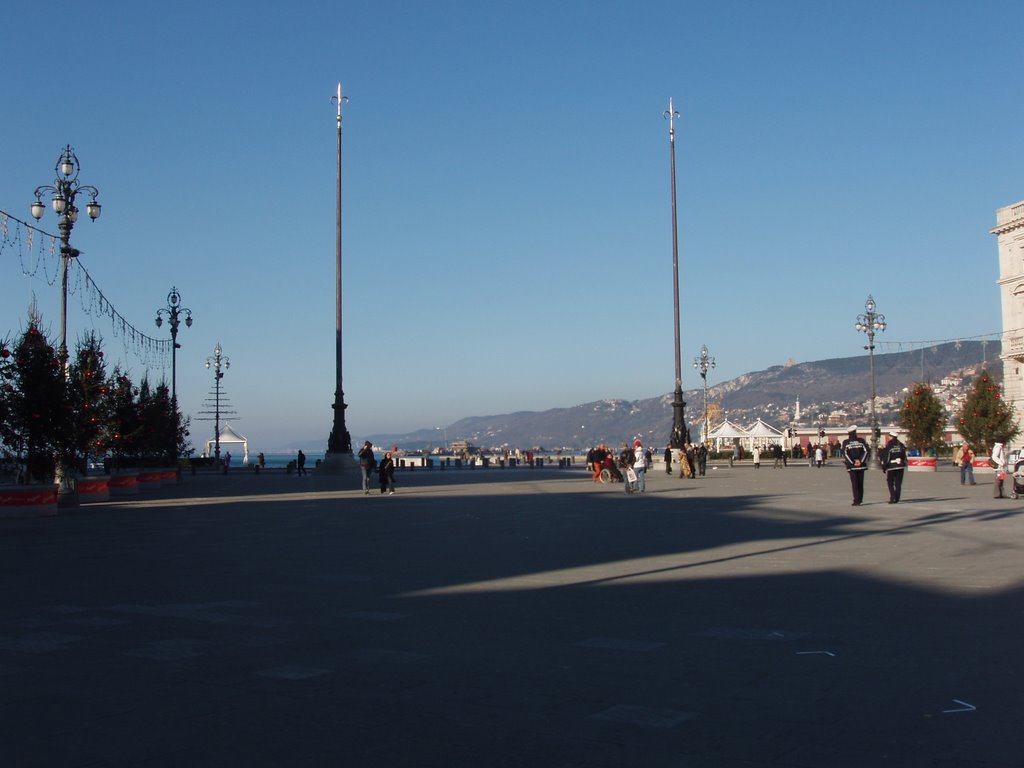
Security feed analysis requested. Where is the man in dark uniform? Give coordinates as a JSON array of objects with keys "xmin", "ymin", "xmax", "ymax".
[
  {"xmin": 879, "ymin": 430, "xmax": 907, "ymax": 504},
  {"xmin": 841, "ymin": 425, "xmax": 870, "ymax": 506}
]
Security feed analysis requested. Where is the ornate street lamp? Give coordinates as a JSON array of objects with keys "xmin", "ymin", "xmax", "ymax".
[
  {"xmin": 29, "ymin": 145, "xmax": 102, "ymax": 363},
  {"xmin": 854, "ymin": 295, "xmax": 887, "ymax": 465},
  {"xmin": 665, "ymin": 98, "xmax": 687, "ymax": 448},
  {"xmin": 155, "ymin": 287, "xmax": 193, "ymax": 404},
  {"xmin": 205, "ymin": 343, "xmax": 230, "ymax": 461},
  {"xmin": 693, "ymin": 344, "xmax": 716, "ymax": 444}
]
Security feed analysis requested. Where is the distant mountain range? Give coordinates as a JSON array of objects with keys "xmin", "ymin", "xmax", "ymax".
[{"xmin": 369, "ymin": 341, "xmax": 999, "ymax": 450}]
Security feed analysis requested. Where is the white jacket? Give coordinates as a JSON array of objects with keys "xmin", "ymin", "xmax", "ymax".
[{"xmin": 992, "ymin": 442, "xmax": 1007, "ymax": 470}]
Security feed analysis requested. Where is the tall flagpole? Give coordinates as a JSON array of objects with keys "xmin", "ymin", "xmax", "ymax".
[
  {"xmin": 665, "ymin": 98, "xmax": 688, "ymax": 449},
  {"xmin": 327, "ymin": 82, "xmax": 353, "ymax": 460}
]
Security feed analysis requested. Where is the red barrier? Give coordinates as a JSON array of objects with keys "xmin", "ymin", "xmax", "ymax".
[{"xmin": 0, "ymin": 486, "xmax": 59, "ymax": 517}]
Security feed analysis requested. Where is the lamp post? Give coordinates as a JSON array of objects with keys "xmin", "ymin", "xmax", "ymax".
[
  {"xmin": 692, "ymin": 344, "xmax": 715, "ymax": 444},
  {"xmin": 326, "ymin": 82, "xmax": 353, "ymax": 461},
  {"xmin": 155, "ymin": 287, "xmax": 193, "ymax": 404},
  {"xmin": 665, "ymin": 98, "xmax": 687, "ymax": 449},
  {"xmin": 29, "ymin": 145, "xmax": 102, "ymax": 364},
  {"xmin": 854, "ymin": 295, "xmax": 886, "ymax": 465},
  {"xmin": 205, "ymin": 342, "xmax": 230, "ymax": 461}
]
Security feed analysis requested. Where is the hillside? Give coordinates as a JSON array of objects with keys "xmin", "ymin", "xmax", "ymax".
[{"xmin": 369, "ymin": 341, "xmax": 999, "ymax": 450}]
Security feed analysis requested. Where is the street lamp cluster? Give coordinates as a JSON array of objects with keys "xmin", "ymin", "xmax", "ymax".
[
  {"xmin": 854, "ymin": 294, "xmax": 887, "ymax": 461},
  {"xmin": 30, "ymin": 145, "xmax": 102, "ymax": 363},
  {"xmin": 693, "ymin": 344, "xmax": 716, "ymax": 444},
  {"xmin": 155, "ymin": 287, "xmax": 193, "ymax": 403},
  {"xmin": 205, "ymin": 343, "xmax": 230, "ymax": 460}
]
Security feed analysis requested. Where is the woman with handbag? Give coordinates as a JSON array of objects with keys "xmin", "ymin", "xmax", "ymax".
[{"xmin": 991, "ymin": 442, "xmax": 1007, "ymax": 498}]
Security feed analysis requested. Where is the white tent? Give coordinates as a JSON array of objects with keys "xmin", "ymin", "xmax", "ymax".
[
  {"xmin": 745, "ymin": 419, "xmax": 784, "ymax": 449},
  {"xmin": 708, "ymin": 419, "xmax": 748, "ymax": 440},
  {"xmin": 205, "ymin": 423, "xmax": 249, "ymax": 465},
  {"xmin": 707, "ymin": 419, "xmax": 748, "ymax": 452}
]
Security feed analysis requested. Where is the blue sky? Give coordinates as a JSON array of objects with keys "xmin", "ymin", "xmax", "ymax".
[{"xmin": 2, "ymin": 0, "xmax": 1022, "ymax": 453}]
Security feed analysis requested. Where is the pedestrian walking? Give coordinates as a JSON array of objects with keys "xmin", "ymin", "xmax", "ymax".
[
  {"xmin": 879, "ymin": 430, "xmax": 907, "ymax": 503},
  {"xmin": 629, "ymin": 439, "xmax": 646, "ymax": 494},
  {"xmin": 379, "ymin": 451, "xmax": 396, "ymax": 494},
  {"xmin": 991, "ymin": 441, "xmax": 1008, "ymax": 498},
  {"xmin": 358, "ymin": 440, "xmax": 375, "ymax": 495},
  {"xmin": 678, "ymin": 445, "xmax": 693, "ymax": 479},
  {"xmin": 696, "ymin": 442, "xmax": 708, "ymax": 476},
  {"xmin": 620, "ymin": 443, "xmax": 636, "ymax": 493},
  {"xmin": 591, "ymin": 444, "xmax": 608, "ymax": 482},
  {"xmin": 752, "ymin": 446, "xmax": 761, "ymax": 469},
  {"xmin": 960, "ymin": 444, "xmax": 976, "ymax": 486},
  {"xmin": 296, "ymin": 449, "xmax": 307, "ymax": 476},
  {"xmin": 842, "ymin": 426, "xmax": 869, "ymax": 506},
  {"xmin": 664, "ymin": 444, "xmax": 672, "ymax": 475}
]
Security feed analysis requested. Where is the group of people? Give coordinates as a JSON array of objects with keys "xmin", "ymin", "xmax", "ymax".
[
  {"xmin": 354, "ymin": 431, "xmax": 1019, "ymax": 503},
  {"xmin": 663, "ymin": 442, "xmax": 708, "ymax": 478},
  {"xmin": 844, "ymin": 426, "xmax": 1019, "ymax": 505},
  {"xmin": 585, "ymin": 440, "xmax": 717, "ymax": 493},
  {"xmin": 842, "ymin": 425, "xmax": 907, "ymax": 505},
  {"xmin": 585, "ymin": 441, "xmax": 654, "ymax": 494},
  {"xmin": 358, "ymin": 441, "xmax": 396, "ymax": 495}
]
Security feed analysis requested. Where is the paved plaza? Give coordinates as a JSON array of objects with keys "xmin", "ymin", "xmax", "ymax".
[{"xmin": 2, "ymin": 461, "xmax": 1023, "ymax": 767}]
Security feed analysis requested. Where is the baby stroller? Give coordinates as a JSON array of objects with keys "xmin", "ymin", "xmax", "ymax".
[
  {"xmin": 600, "ymin": 455, "xmax": 623, "ymax": 484},
  {"xmin": 1010, "ymin": 456, "xmax": 1024, "ymax": 499}
]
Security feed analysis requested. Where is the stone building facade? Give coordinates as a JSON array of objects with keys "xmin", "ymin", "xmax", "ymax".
[{"xmin": 993, "ymin": 200, "xmax": 1024, "ymax": 442}]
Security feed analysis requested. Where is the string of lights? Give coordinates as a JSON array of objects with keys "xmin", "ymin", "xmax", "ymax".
[
  {"xmin": 1, "ymin": 209, "xmax": 172, "ymax": 370},
  {"xmin": 874, "ymin": 333, "xmax": 1003, "ymax": 353},
  {"xmin": 3, "ymin": 205, "xmax": 1014, "ymax": 375}
]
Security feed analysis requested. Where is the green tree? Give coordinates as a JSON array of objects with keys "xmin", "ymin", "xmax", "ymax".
[
  {"xmin": 899, "ymin": 382, "xmax": 946, "ymax": 456},
  {"xmin": 0, "ymin": 336, "xmax": 14, "ymax": 468},
  {"xmin": 957, "ymin": 370, "xmax": 1020, "ymax": 454},
  {"xmin": 153, "ymin": 380, "xmax": 190, "ymax": 464},
  {"xmin": 123, "ymin": 377, "xmax": 191, "ymax": 467},
  {"xmin": 105, "ymin": 368, "xmax": 141, "ymax": 470},
  {"xmin": 67, "ymin": 333, "xmax": 110, "ymax": 474},
  {"xmin": 0, "ymin": 321, "xmax": 68, "ymax": 481}
]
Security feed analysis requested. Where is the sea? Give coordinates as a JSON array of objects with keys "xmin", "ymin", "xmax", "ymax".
[{"xmin": 251, "ymin": 450, "xmax": 582, "ymax": 470}]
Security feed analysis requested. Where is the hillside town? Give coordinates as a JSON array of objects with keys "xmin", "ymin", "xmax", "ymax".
[{"xmin": 718, "ymin": 365, "xmax": 989, "ymax": 438}]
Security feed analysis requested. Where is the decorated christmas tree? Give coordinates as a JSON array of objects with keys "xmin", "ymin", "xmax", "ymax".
[
  {"xmin": 958, "ymin": 370, "xmax": 1020, "ymax": 454},
  {"xmin": 0, "ymin": 318, "xmax": 68, "ymax": 481},
  {"xmin": 67, "ymin": 333, "xmax": 110, "ymax": 474},
  {"xmin": 105, "ymin": 367, "xmax": 140, "ymax": 471},
  {"xmin": 899, "ymin": 382, "xmax": 946, "ymax": 456}
]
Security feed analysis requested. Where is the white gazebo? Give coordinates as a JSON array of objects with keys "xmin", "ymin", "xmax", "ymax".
[
  {"xmin": 204, "ymin": 423, "xmax": 249, "ymax": 465},
  {"xmin": 745, "ymin": 418, "xmax": 784, "ymax": 450},
  {"xmin": 707, "ymin": 419, "xmax": 748, "ymax": 452}
]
